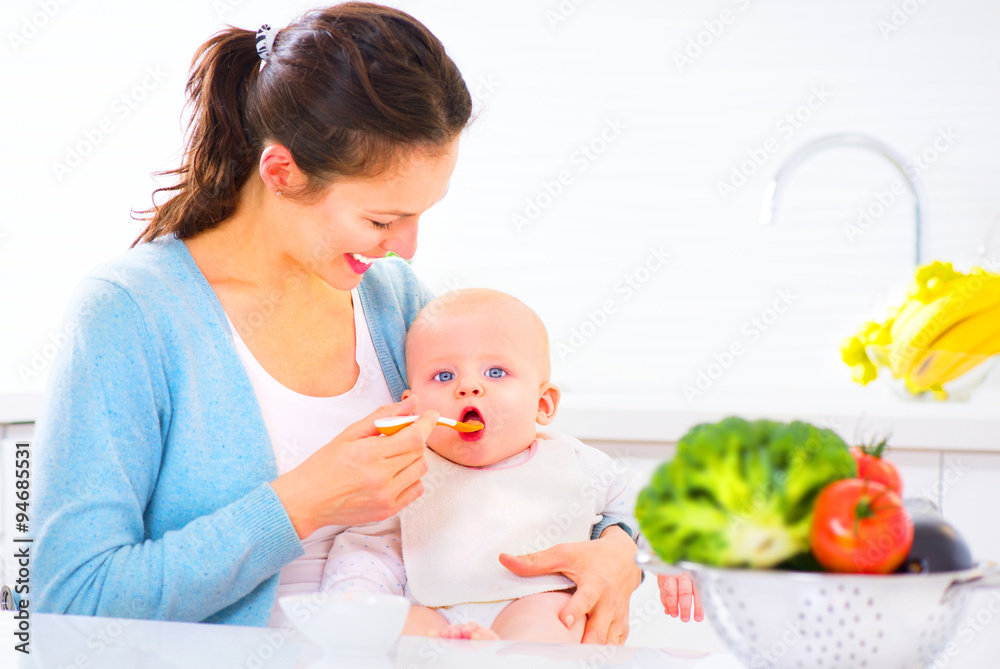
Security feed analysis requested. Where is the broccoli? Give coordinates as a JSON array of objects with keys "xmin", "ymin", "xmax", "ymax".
[{"xmin": 635, "ymin": 417, "xmax": 857, "ymax": 569}]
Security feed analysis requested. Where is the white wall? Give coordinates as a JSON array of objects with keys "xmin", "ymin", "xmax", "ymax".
[{"xmin": 2, "ymin": 0, "xmax": 1000, "ymax": 405}]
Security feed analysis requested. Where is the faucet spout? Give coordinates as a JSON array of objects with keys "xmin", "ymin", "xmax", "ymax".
[{"xmin": 759, "ymin": 133, "xmax": 924, "ymax": 266}]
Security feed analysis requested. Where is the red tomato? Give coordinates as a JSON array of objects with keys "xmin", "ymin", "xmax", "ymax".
[
  {"xmin": 850, "ymin": 442, "xmax": 903, "ymax": 495},
  {"xmin": 810, "ymin": 479, "xmax": 913, "ymax": 574}
]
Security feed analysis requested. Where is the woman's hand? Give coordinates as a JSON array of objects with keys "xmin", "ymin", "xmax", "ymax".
[
  {"xmin": 270, "ymin": 396, "xmax": 438, "ymax": 538},
  {"xmin": 656, "ymin": 573, "xmax": 703, "ymax": 622},
  {"xmin": 499, "ymin": 525, "xmax": 641, "ymax": 645}
]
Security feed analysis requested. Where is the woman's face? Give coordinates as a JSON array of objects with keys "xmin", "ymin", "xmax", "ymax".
[{"xmin": 288, "ymin": 139, "xmax": 459, "ymax": 291}]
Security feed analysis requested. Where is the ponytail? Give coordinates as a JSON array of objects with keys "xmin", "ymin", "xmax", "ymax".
[
  {"xmin": 133, "ymin": 28, "xmax": 261, "ymax": 245},
  {"xmin": 133, "ymin": 3, "xmax": 472, "ymax": 246}
]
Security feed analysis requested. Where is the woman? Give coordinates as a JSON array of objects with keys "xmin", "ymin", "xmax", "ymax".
[{"xmin": 34, "ymin": 2, "xmax": 640, "ymax": 643}]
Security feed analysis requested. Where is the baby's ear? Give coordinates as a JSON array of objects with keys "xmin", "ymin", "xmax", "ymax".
[
  {"xmin": 401, "ymin": 389, "xmax": 412, "ymax": 401},
  {"xmin": 535, "ymin": 382, "xmax": 561, "ymax": 425}
]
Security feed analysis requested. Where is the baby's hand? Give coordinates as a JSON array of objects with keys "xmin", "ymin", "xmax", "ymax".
[{"xmin": 656, "ymin": 573, "xmax": 703, "ymax": 623}]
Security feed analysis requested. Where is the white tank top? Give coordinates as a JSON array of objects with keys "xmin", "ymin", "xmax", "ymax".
[{"xmin": 224, "ymin": 289, "xmax": 395, "ymax": 627}]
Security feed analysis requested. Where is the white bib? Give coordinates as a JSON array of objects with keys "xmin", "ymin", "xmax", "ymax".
[{"xmin": 400, "ymin": 434, "xmax": 601, "ymax": 607}]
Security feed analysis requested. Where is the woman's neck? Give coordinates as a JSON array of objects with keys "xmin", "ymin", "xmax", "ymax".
[{"xmin": 186, "ymin": 177, "xmax": 323, "ymax": 298}]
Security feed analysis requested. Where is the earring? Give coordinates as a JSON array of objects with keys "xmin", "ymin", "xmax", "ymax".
[{"xmin": 276, "ymin": 190, "xmax": 282, "ymax": 197}]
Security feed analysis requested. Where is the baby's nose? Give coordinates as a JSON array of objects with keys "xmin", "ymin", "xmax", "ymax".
[{"xmin": 456, "ymin": 379, "xmax": 483, "ymax": 396}]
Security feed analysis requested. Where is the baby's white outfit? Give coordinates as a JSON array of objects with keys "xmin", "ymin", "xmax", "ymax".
[{"xmin": 321, "ymin": 432, "xmax": 639, "ymax": 628}]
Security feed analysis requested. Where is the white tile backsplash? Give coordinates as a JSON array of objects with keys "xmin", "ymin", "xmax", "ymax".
[{"xmin": 942, "ymin": 452, "xmax": 1000, "ymax": 564}]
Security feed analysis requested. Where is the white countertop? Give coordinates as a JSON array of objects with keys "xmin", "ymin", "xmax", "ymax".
[
  {"xmin": 7, "ymin": 607, "xmax": 998, "ymax": 669},
  {"xmin": 548, "ymin": 387, "xmax": 1000, "ymax": 453},
  {"xmin": 9, "ymin": 612, "xmax": 740, "ymax": 669}
]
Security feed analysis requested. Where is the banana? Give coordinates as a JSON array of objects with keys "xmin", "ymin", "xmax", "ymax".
[
  {"xmin": 907, "ymin": 304, "xmax": 1000, "ymax": 391},
  {"xmin": 843, "ymin": 263, "xmax": 1000, "ymax": 397},
  {"xmin": 939, "ymin": 333, "xmax": 1000, "ymax": 384},
  {"xmin": 840, "ymin": 333, "xmax": 877, "ymax": 384},
  {"xmin": 840, "ymin": 320, "xmax": 893, "ymax": 384},
  {"xmin": 887, "ymin": 296, "xmax": 930, "ymax": 342},
  {"xmin": 887, "ymin": 268, "xmax": 971, "ymax": 358},
  {"xmin": 905, "ymin": 260, "xmax": 960, "ymax": 303},
  {"xmin": 885, "ymin": 293, "xmax": 953, "ymax": 377},
  {"xmin": 889, "ymin": 274, "xmax": 1000, "ymax": 378}
]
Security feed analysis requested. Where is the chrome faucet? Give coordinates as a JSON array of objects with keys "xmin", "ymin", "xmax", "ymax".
[{"xmin": 759, "ymin": 133, "xmax": 924, "ymax": 266}]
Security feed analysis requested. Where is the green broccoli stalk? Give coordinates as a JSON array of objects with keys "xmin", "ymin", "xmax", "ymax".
[{"xmin": 635, "ymin": 417, "xmax": 857, "ymax": 569}]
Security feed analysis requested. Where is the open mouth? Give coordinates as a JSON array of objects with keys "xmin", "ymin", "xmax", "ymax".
[
  {"xmin": 460, "ymin": 407, "xmax": 485, "ymax": 442},
  {"xmin": 345, "ymin": 252, "xmax": 379, "ymax": 274}
]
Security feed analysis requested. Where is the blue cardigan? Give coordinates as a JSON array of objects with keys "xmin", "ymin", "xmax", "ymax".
[
  {"xmin": 33, "ymin": 235, "xmax": 432, "ymax": 625},
  {"xmin": 34, "ymin": 235, "xmax": 625, "ymax": 626}
]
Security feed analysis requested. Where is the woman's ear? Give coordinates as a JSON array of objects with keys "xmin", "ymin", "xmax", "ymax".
[
  {"xmin": 535, "ymin": 382, "xmax": 561, "ymax": 425},
  {"xmin": 259, "ymin": 143, "xmax": 304, "ymax": 196}
]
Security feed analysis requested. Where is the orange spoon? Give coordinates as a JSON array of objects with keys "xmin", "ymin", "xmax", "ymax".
[{"xmin": 374, "ymin": 415, "xmax": 484, "ymax": 436}]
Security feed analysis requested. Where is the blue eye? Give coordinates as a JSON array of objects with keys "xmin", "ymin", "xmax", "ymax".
[
  {"xmin": 433, "ymin": 371, "xmax": 454, "ymax": 382},
  {"xmin": 486, "ymin": 367, "xmax": 506, "ymax": 379}
]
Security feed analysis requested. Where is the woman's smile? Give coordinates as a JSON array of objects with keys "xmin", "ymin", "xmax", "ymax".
[{"xmin": 345, "ymin": 252, "xmax": 382, "ymax": 274}]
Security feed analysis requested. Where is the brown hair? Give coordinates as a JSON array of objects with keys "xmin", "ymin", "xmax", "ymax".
[{"xmin": 132, "ymin": 2, "xmax": 472, "ymax": 246}]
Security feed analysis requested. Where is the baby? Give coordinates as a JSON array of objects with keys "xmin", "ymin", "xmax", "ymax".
[{"xmin": 321, "ymin": 288, "xmax": 640, "ymax": 642}]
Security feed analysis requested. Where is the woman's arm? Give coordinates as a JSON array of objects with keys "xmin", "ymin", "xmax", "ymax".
[{"xmin": 35, "ymin": 279, "xmax": 304, "ymax": 623}]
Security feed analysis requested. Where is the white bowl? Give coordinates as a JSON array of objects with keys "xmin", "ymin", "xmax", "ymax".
[{"xmin": 278, "ymin": 591, "xmax": 410, "ymax": 655}]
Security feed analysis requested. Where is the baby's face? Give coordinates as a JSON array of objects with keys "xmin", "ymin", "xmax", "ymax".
[{"xmin": 404, "ymin": 302, "xmax": 553, "ymax": 467}]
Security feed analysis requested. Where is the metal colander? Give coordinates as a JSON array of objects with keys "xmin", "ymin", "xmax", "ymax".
[{"xmin": 637, "ymin": 551, "xmax": 1000, "ymax": 669}]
